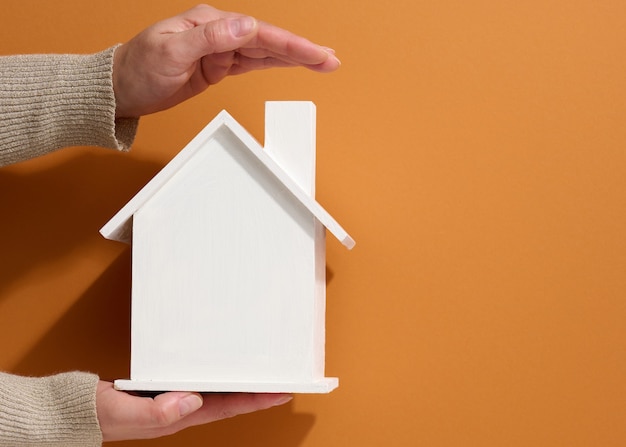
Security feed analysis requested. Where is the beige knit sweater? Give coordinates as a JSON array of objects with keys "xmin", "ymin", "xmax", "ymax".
[
  {"xmin": 0, "ymin": 45, "xmax": 137, "ymax": 166},
  {"xmin": 0, "ymin": 46, "xmax": 139, "ymax": 445},
  {"xmin": 0, "ymin": 373, "xmax": 102, "ymax": 446}
]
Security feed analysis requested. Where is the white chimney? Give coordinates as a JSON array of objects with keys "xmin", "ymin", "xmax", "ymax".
[{"xmin": 264, "ymin": 101, "xmax": 316, "ymax": 197}]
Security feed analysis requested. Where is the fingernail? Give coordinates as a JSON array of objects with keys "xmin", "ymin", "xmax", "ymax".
[
  {"xmin": 230, "ymin": 16, "xmax": 257, "ymax": 37},
  {"xmin": 323, "ymin": 48, "xmax": 341, "ymax": 66},
  {"xmin": 272, "ymin": 394, "xmax": 293, "ymax": 407},
  {"xmin": 179, "ymin": 394, "xmax": 203, "ymax": 417}
]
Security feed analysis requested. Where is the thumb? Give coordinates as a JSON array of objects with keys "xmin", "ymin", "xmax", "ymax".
[
  {"xmin": 224, "ymin": 16, "xmax": 259, "ymax": 39},
  {"xmin": 152, "ymin": 392, "xmax": 204, "ymax": 426},
  {"xmin": 177, "ymin": 394, "xmax": 204, "ymax": 418},
  {"xmin": 182, "ymin": 16, "xmax": 258, "ymax": 58}
]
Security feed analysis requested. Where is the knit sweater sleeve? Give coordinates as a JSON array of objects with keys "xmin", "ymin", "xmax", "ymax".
[
  {"xmin": 0, "ymin": 45, "xmax": 138, "ymax": 166},
  {"xmin": 0, "ymin": 371, "xmax": 102, "ymax": 446}
]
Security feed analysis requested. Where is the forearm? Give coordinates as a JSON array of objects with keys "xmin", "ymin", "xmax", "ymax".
[
  {"xmin": 0, "ymin": 46, "xmax": 138, "ymax": 167},
  {"xmin": 0, "ymin": 371, "xmax": 102, "ymax": 446}
]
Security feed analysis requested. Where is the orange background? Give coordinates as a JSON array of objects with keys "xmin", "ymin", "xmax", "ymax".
[{"xmin": 2, "ymin": 1, "xmax": 626, "ymax": 446}]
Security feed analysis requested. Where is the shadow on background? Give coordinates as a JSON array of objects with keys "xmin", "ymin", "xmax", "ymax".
[
  {"xmin": 0, "ymin": 149, "xmax": 335, "ymax": 297},
  {"xmin": 0, "ymin": 150, "xmax": 161, "ymax": 298},
  {"xmin": 13, "ymin": 251, "xmax": 316, "ymax": 446},
  {"xmin": 4, "ymin": 149, "xmax": 317, "ymax": 446},
  {"xmin": 12, "ymin": 251, "xmax": 132, "ymax": 380}
]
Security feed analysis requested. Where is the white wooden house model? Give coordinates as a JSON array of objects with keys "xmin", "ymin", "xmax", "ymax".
[{"xmin": 100, "ymin": 102, "xmax": 354, "ymax": 393}]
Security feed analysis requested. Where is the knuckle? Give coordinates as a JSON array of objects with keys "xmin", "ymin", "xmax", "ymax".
[{"xmin": 202, "ymin": 21, "xmax": 227, "ymax": 48}]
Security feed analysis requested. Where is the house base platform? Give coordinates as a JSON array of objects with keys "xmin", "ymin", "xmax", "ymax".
[{"xmin": 113, "ymin": 378, "xmax": 339, "ymax": 394}]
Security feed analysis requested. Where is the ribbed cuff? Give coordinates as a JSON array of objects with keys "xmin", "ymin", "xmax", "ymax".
[
  {"xmin": 0, "ymin": 372, "xmax": 102, "ymax": 446},
  {"xmin": 0, "ymin": 45, "xmax": 139, "ymax": 166}
]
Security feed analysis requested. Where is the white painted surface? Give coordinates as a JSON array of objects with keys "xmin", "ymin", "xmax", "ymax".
[
  {"xmin": 114, "ymin": 378, "xmax": 338, "ymax": 393},
  {"xmin": 131, "ymin": 128, "xmax": 318, "ymax": 384},
  {"xmin": 100, "ymin": 107, "xmax": 355, "ymax": 249},
  {"xmin": 264, "ymin": 101, "xmax": 316, "ymax": 195},
  {"xmin": 101, "ymin": 102, "xmax": 353, "ymax": 393},
  {"xmin": 264, "ymin": 101, "xmax": 328, "ymax": 380}
]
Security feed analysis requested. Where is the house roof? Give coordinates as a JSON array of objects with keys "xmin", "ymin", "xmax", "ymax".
[{"xmin": 100, "ymin": 110, "xmax": 355, "ymax": 249}]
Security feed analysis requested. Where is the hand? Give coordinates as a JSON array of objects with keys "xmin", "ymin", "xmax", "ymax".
[
  {"xmin": 96, "ymin": 381, "xmax": 292, "ymax": 441},
  {"xmin": 113, "ymin": 4, "xmax": 340, "ymax": 118}
]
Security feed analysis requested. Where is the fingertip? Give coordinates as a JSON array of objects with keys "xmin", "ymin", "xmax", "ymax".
[
  {"xmin": 319, "ymin": 47, "xmax": 341, "ymax": 70},
  {"xmin": 179, "ymin": 393, "xmax": 204, "ymax": 417},
  {"xmin": 307, "ymin": 54, "xmax": 341, "ymax": 73}
]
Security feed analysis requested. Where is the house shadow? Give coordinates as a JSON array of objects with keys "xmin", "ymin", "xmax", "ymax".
[
  {"xmin": 0, "ymin": 148, "xmax": 336, "ymax": 299},
  {"xmin": 13, "ymin": 252, "xmax": 316, "ymax": 447},
  {"xmin": 0, "ymin": 149, "xmax": 162, "ymax": 300},
  {"xmin": 12, "ymin": 251, "xmax": 133, "ymax": 379},
  {"xmin": 5, "ymin": 149, "xmax": 316, "ymax": 446}
]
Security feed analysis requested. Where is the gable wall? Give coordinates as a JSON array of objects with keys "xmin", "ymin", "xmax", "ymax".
[{"xmin": 130, "ymin": 128, "xmax": 320, "ymax": 383}]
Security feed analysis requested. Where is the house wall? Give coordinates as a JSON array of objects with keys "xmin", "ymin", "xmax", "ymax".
[
  {"xmin": 2, "ymin": 1, "xmax": 626, "ymax": 446},
  {"xmin": 130, "ymin": 126, "xmax": 321, "ymax": 384}
]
